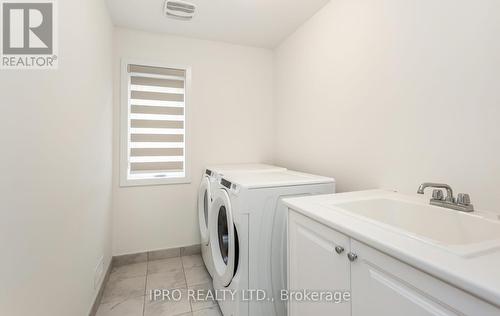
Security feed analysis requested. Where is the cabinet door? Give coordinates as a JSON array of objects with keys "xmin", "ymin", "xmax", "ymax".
[
  {"xmin": 351, "ymin": 240, "xmax": 500, "ymax": 316},
  {"xmin": 288, "ymin": 211, "xmax": 351, "ymax": 316}
]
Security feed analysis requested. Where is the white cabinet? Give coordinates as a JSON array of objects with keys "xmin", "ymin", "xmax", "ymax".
[
  {"xmin": 350, "ymin": 240, "xmax": 500, "ymax": 316},
  {"xmin": 288, "ymin": 210, "xmax": 500, "ymax": 316},
  {"xmin": 288, "ymin": 211, "xmax": 351, "ymax": 316}
]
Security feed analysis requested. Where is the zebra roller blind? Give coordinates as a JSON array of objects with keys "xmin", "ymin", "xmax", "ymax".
[{"xmin": 125, "ymin": 63, "xmax": 187, "ymax": 182}]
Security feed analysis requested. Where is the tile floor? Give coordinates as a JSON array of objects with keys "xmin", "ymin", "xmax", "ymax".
[{"xmin": 96, "ymin": 254, "xmax": 222, "ymax": 316}]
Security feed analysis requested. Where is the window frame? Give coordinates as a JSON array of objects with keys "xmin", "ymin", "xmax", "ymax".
[{"xmin": 120, "ymin": 58, "xmax": 192, "ymax": 187}]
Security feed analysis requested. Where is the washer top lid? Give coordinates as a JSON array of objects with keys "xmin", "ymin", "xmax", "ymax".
[
  {"xmin": 221, "ymin": 169, "xmax": 335, "ymax": 189},
  {"xmin": 205, "ymin": 163, "xmax": 286, "ymax": 175}
]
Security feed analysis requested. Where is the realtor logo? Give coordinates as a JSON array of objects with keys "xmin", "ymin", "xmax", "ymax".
[{"xmin": 1, "ymin": 0, "xmax": 57, "ymax": 69}]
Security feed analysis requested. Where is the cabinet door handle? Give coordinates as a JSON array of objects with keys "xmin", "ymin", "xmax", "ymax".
[
  {"xmin": 335, "ymin": 246, "xmax": 345, "ymax": 254},
  {"xmin": 347, "ymin": 252, "xmax": 358, "ymax": 262}
]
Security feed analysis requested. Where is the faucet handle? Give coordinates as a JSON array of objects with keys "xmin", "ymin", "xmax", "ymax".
[
  {"xmin": 432, "ymin": 189, "xmax": 444, "ymax": 201},
  {"xmin": 457, "ymin": 193, "xmax": 471, "ymax": 206}
]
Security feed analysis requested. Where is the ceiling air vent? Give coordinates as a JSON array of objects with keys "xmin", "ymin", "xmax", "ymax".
[{"xmin": 164, "ymin": 0, "xmax": 196, "ymax": 20}]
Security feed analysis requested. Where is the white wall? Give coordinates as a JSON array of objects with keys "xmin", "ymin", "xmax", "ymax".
[
  {"xmin": 113, "ymin": 28, "xmax": 274, "ymax": 255},
  {"xmin": 274, "ymin": 0, "xmax": 500, "ymax": 212},
  {"xmin": 0, "ymin": 0, "xmax": 113, "ymax": 315}
]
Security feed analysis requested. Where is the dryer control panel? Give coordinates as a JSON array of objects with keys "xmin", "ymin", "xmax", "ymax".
[
  {"xmin": 220, "ymin": 178, "xmax": 231, "ymax": 189},
  {"xmin": 220, "ymin": 178, "xmax": 240, "ymax": 194}
]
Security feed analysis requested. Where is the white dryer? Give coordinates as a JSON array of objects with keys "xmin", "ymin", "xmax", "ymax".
[
  {"xmin": 198, "ymin": 164, "xmax": 286, "ymax": 277},
  {"xmin": 208, "ymin": 170, "xmax": 335, "ymax": 316}
]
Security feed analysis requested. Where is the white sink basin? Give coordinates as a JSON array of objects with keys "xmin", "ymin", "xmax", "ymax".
[{"xmin": 330, "ymin": 198, "xmax": 500, "ymax": 256}]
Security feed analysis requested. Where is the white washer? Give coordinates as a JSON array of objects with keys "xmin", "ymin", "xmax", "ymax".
[
  {"xmin": 198, "ymin": 164, "xmax": 286, "ymax": 278},
  {"xmin": 209, "ymin": 170, "xmax": 335, "ymax": 316}
]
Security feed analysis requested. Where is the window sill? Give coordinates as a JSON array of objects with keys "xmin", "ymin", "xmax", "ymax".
[{"xmin": 120, "ymin": 177, "xmax": 192, "ymax": 187}]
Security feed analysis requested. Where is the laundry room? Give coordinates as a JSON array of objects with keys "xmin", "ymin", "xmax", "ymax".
[{"xmin": 1, "ymin": 0, "xmax": 500, "ymax": 316}]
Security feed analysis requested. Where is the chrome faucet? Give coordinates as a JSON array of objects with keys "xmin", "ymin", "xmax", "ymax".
[
  {"xmin": 417, "ymin": 183, "xmax": 454, "ymax": 202},
  {"xmin": 417, "ymin": 182, "xmax": 474, "ymax": 212}
]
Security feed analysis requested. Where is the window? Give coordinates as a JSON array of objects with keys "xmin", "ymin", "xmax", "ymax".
[{"xmin": 120, "ymin": 60, "xmax": 191, "ymax": 186}]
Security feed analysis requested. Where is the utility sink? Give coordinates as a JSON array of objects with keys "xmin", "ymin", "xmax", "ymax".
[{"xmin": 330, "ymin": 198, "xmax": 500, "ymax": 257}]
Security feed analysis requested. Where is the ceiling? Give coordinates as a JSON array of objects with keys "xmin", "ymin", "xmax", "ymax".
[{"xmin": 106, "ymin": 0, "xmax": 330, "ymax": 48}]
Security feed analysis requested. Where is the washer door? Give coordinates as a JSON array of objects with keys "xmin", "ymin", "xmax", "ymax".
[
  {"xmin": 198, "ymin": 176, "xmax": 212, "ymax": 245},
  {"xmin": 209, "ymin": 188, "xmax": 236, "ymax": 286}
]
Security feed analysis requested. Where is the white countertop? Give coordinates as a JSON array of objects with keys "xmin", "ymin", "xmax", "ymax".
[{"xmin": 283, "ymin": 190, "xmax": 500, "ymax": 308}]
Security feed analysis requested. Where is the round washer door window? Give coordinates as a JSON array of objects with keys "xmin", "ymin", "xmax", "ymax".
[
  {"xmin": 204, "ymin": 191, "xmax": 209, "ymax": 227},
  {"xmin": 209, "ymin": 188, "xmax": 235, "ymax": 286},
  {"xmin": 217, "ymin": 205, "xmax": 230, "ymax": 264},
  {"xmin": 198, "ymin": 177, "xmax": 212, "ymax": 245}
]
